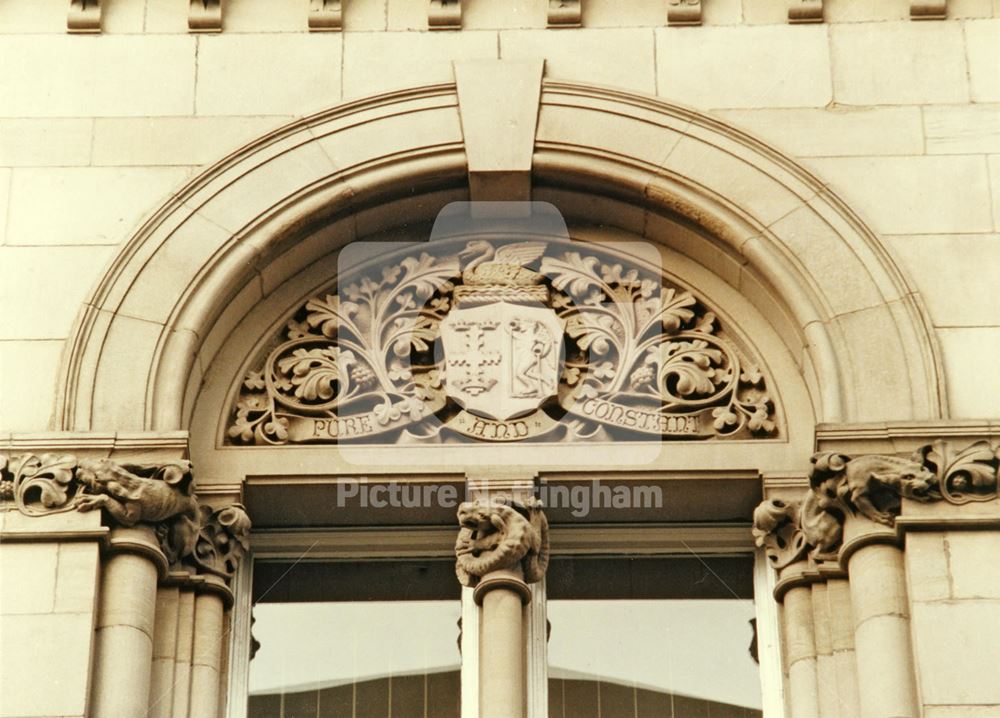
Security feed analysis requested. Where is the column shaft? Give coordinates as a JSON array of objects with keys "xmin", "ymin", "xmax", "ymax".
[
  {"xmin": 848, "ymin": 544, "xmax": 918, "ymax": 718},
  {"xmin": 149, "ymin": 586, "xmax": 181, "ymax": 718},
  {"xmin": 189, "ymin": 591, "xmax": 225, "ymax": 718},
  {"xmin": 173, "ymin": 589, "xmax": 197, "ymax": 718},
  {"xmin": 811, "ymin": 583, "xmax": 837, "ymax": 718},
  {"xmin": 826, "ymin": 579, "xmax": 860, "ymax": 718},
  {"xmin": 783, "ymin": 585, "xmax": 820, "ymax": 718},
  {"xmin": 479, "ymin": 585, "xmax": 525, "ymax": 718},
  {"xmin": 90, "ymin": 550, "xmax": 160, "ymax": 717}
]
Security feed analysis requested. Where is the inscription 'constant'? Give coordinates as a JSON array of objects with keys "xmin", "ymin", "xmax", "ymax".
[{"xmin": 575, "ymin": 397, "xmax": 699, "ymax": 435}]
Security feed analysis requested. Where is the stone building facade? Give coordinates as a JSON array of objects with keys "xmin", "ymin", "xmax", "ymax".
[{"xmin": 1, "ymin": 1, "xmax": 999, "ymax": 717}]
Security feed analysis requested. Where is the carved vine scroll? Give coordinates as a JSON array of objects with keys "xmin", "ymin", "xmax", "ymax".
[{"xmin": 227, "ymin": 240, "xmax": 780, "ymax": 446}]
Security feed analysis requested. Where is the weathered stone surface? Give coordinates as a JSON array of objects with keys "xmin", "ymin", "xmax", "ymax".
[
  {"xmin": 938, "ymin": 328, "xmax": 1000, "ymax": 419},
  {"xmin": 656, "ymin": 25, "xmax": 831, "ymax": 108},
  {"xmin": 807, "ymin": 157, "xmax": 993, "ymax": 235},
  {"xmin": 503, "ymin": 28, "xmax": 656, "ymax": 94},
  {"xmin": 0, "ymin": 612, "xmax": 94, "ymax": 717},
  {"xmin": 912, "ymin": 600, "xmax": 1000, "ymax": 705},
  {"xmin": 989, "ymin": 155, "xmax": 1000, "ymax": 232},
  {"xmin": 885, "ymin": 235, "xmax": 1000, "ymax": 327},
  {"xmin": 924, "ymin": 105, "xmax": 1000, "ymax": 155},
  {"xmin": 0, "ymin": 119, "xmax": 92, "ymax": 167},
  {"xmin": 54, "ymin": 543, "xmax": 100, "ymax": 615},
  {"xmin": 947, "ymin": 531, "xmax": 1000, "ymax": 599},
  {"xmin": 0, "ymin": 246, "xmax": 115, "ymax": 340},
  {"xmin": 0, "ymin": 36, "xmax": 196, "ymax": 117},
  {"xmin": 830, "ymin": 22, "xmax": 969, "ymax": 105},
  {"xmin": 0, "ymin": 543, "xmax": 57, "ymax": 615},
  {"xmin": 905, "ymin": 532, "xmax": 951, "ymax": 603},
  {"xmin": 5, "ymin": 167, "xmax": 192, "ymax": 246},
  {"xmin": 343, "ymin": 31, "xmax": 497, "ymax": 98},
  {"xmin": 966, "ymin": 20, "xmax": 1000, "ymax": 102},
  {"xmin": 0, "ymin": 340, "xmax": 62, "ymax": 431},
  {"xmin": 196, "ymin": 34, "xmax": 341, "ymax": 115},
  {"xmin": 715, "ymin": 107, "xmax": 924, "ymax": 158}
]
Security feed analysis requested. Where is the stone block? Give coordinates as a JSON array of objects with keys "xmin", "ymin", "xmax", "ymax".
[
  {"xmin": 343, "ymin": 31, "xmax": 497, "ymax": 99},
  {"xmin": 0, "ymin": 339, "xmax": 62, "ymax": 431},
  {"xmin": 937, "ymin": 328, "xmax": 1000, "ymax": 419},
  {"xmin": 196, "ymin": 34, "xmax": 341, "ymax": 116},
  {"xmin": 742, "ymin": 0, "xmax": 791, "ymax": 24},
  {"xmin": 949, "ymin": 0, "xmax": 995, "ymax": 17},
  {"xmin": 990, "ymin": 156, "xmax": 1000, "ymax": 232},
  {"xmin": 885, "ymin": 235, "xmax": 1000, "ymax": 328},
  {"xmin": 0, "ymin": 543, "xmax": 57, "ymax": 614},
  {"xmin": 144, "ymin": 0, "xmax": 190, "ymax": 33},
  {"xmin": 0, "ymin": 168, "xmax": 9, "ymax": 245},
  {"xmin": 656, "ymin": 25, "xmax": 831, "ymax": 109},
  {"xmin": 905, "ymin": 532, "xmax": 951, "ymax": 603},
  {"xmin": 966, "ymin": 20, "xmax": 1000, "ymax": 102},
  {"xmin": 925, "ymin": 105, "xmax": 1000, "ymax": 155},
  {"xmin": 925, "ymin": 708, "xmax": 1000, "ymax": 718},
  {"xmin": 224, "ymin": 0, "xmax": 306, "ymax": 32},
  {"xmin": 0, "ymin": 612, "xmax": 94, "ymax": 717},
  {"xmin": 823, "ymin": 0, "xmax": 910, "ymax": 21},
  {"xmin": 807, "ymin": 156, "xmax": 993, "ymax": 235},
  {"xmin": 581, "ymin": 0, "xmax": 670, "ymax": 26},
  {"xmin": 89, "ymin": 313, "xmax": 163, "ymax": 431},
  {"xmin": 92, "ymin": 116, "xmax": 293, "ymax": 167},
  {"xmin": 912, "ymin": 600, "xmax": 1000, "ymax": 704},
  {"xmin": 830, "ymin": 22, "xmax": 969, "ymax": 105},
  {"xmin": 947, "ymin": 531, "xmax": 1000, "ymax": 599},
  {"xmin": 502, "ymin": 28, "xmax": 656, "ymax": 94},
  {"xmin": 386, "ymin": 0, "xmax": 427, "ymax": 30},
  {"xmin": 463, "ymin": 0, "xmax": 546, "ymax": 28},
  {"xmin": 5, "ymin": 167, "xmax": 193, "ymax": 246},
  {"xmin": 0, "ymin": 36, "xmax": 196, "ymax": 118},
  {"xmin": 54, "ymin": 543, "xmax": 100, "ymax": 615},
  {"xmin": 0, "ymin": 119, "xmax": 92, "ymax": 167},
  {"xmin": 0, "ymin": 246, "xmax": 114, "ymax": 340},
  {"xmin": 0, "ymin": 0, "xmax": 66, "ymax": 32},
  {"xmin": 714, "ymin": 107, "xmax": 924, "ymax": 158},
  {"xmin": 103, "ymin": 0, "xmax": 145, "ymax": 33}
]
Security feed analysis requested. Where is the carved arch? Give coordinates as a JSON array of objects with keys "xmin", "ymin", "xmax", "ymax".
[{"xmin": 56, "ymin": 80, "xmax": 945, "ymax": 436}]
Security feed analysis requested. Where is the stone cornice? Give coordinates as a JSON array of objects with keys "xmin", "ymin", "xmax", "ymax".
[{"xmin": 0, "ymin": 431, "xmax": 189, "ymax": 460}]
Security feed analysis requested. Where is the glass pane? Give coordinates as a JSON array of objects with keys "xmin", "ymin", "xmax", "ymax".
[
  {"xmin": 247, "ymin": 600, "xmax": 461, "ymax": 717},
  {"xmin": 547, "ymin": 598, "xmax": 762, "ymax": 717}
]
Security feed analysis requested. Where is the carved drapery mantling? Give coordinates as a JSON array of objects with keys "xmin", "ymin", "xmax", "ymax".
[
  {"xmin": 454, "ymin": 497, "xmax": 550, "ymax": 588},
  {"xmin": 0, "ymin": 453, "xmax": 250, "ymax": 583},
  {"xmin": 753, "ymin": 441, "xmax": 1000, "ymax": 569},
  {"xmin": 227, "ymin": 240, "xmax": 780, "ymax": 446}
]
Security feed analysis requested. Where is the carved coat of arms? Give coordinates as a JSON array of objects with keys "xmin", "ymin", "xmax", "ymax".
[
  {"xmin": 440, "ymin": 242, "xmax": 563, "ymax": 422},
  {"xmin": 227, "ymin": 238, "xmax": 781, "ymax": 445}
]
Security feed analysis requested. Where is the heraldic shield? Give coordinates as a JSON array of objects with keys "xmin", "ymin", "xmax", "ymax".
[{"xmin": 440, "ymin": 302, "xmax": 564, "ymax": 422}]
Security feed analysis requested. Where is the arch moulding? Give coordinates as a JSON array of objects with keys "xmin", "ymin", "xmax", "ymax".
[{"xmin": 55, "ymin": 64, "xmax": 946, "ymax": 440}]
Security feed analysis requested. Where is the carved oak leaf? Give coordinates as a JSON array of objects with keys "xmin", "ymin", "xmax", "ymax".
[
  {"xmin": 13, "ymin": 453, "xmax": 78, "ymax": 512},
  {"xmin": 243, "ymin": 370, "xmax": 266, "ymax": 391},
  {"xmin": 565, "ymin": 314, "xmax": 613, "ymax": 355},
  {"xmin": 277, "ymin": 347, "xmax": 354, "ymax": 402},
  {"xmin": 656, "ymin": 289, "xmax": 697, "ymax": 333},
  {"xmin": 398, "ymin": 252, "xmax": 456, "ymax": 299},
  {"xmin": 600, "ymin": 263, "xmax": 640, "ymax": 286},
  {"xmin": 541, "ymin": 252, "xmax": 603, "ymax": 297},
  {"xmin": 712, "ymin": 407, "xmax": 739, "ymax": 431},
  {"xmin": 657, "ymin": 340, "xmax": 724, "ymax": 396},
  {"xmin": 305, "ymin": 294, "xmax": 358, "ymax": 338}
]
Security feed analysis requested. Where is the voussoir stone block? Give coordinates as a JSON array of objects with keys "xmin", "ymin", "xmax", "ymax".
[
  {"xmin": 656, "ymin": 25, "xmax": 831, "ymax": 109},
  {"xmin": 830, "ymin": 22, "xmax": 969, "ymax": 105}
]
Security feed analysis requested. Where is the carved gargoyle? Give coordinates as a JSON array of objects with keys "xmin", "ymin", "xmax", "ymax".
[
  {"xmin": 754, "ymin": 450, "xmax": 942, "ymax": 568},
  {"xmin": 454, "ymin": 497, "xmax": 549, "ymax": 587},
  {"xmin": 75, "ymin": 458, "xmax": 200, "ymax": 564}
]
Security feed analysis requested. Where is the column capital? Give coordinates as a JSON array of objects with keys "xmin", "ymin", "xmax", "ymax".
[{"xmin": 454, "ymin": 496, "xmax": 549, "ymax": 589}]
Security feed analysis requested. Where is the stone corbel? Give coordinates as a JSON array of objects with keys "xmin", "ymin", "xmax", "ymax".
[
  {"xmin": 547, "ymin": 0, "xmax": 582, "ymax": 28},
  {"xmin": 667, "ymin": 0, "xmax": 701, "ymax": 26},
  {"xmin": 788, "ymin": 0, "xmax": 823, "ymax": 23},
  {"xmin": 309, "ymin": 0, "xmax": 343, "ymax": 31},
  {"xmin": 189, "ymin": 0, "xmax": 222, "ymax": 32},
  {"xmin": 911, "ymin": 1, "xmax": 947, "ymax": 19},
  {"xmin": 67, "ymin": 0, "xmax": 101, "ymax": 33},
  {"xmin": 429, "ymin": 0, "xmax": 462, "ymax": 30}
]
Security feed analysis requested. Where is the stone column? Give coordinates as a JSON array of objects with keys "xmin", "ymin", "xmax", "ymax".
[
  {"xmin": 845, "ymin": 542, "xmax": 919, "ymax": 718},
  {"xmin": 810, "ymin": 582, "xmax": 836, "ymax": 718},
  {"xmin": 90, "ymin": 526, "xmax": 168, "ymax": 718},
  {"xmin": 826, "ymin": 578, "xmax": 860, "ymax": 718},
  {"xmin": 172, "ymin": 586, "xmax": 198, "ymax": 718},
  {"xmin": 454, "ymin": 495, "xmax": 549, "ymax": 718},
  {"xmin": 782, "ymin": 584, "xmax": 820, "ymax": 718},
  {"xmin": 189, "ymin": 582, "xmax": 228, "ymax": 718},
  {"xmin": 148, "ymin": 583, "xmax": 182, "ymax": 718}
]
